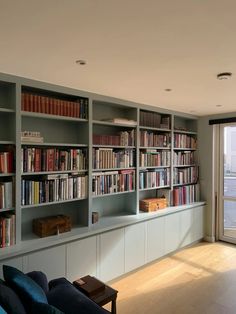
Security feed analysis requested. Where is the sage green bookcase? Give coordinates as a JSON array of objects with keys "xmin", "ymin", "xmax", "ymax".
[{"xmin": 0, "ymin": 72, "xmax": 203, "ymax": 258}]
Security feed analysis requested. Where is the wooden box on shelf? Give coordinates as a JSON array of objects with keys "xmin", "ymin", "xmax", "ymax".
[
  {"xmin": 139, "ymin": 197, "xmax": 168, "ymax": 212},
  {"xmin": 33, "ymin": 215, "xmax": 71, "ymax": 238}
]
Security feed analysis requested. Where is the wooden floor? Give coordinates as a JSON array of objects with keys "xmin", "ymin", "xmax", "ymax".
[{"xmin": 105, "ymin": 242, "xmax": 236, "ymax": 314}]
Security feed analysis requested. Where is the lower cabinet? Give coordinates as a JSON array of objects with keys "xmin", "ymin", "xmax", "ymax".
[
  {"xmin": 124, "ymin": 223, "xmax": 146, "ymax": 272},
  {"xmin": 99, "ymin": 228, "xmax": 125, "ymax": 282},
  {"xmin": 0, "ymin": 206, "xmax": 205, "ymax": 282},
  {"xmin": 66, "ymin": 236, "xmax": 97, "ymax": 282},
  {"xmin": 164, "ymin": 212, "xmax": 181, "ymax": 254},
  {"xmin": 146, "ymin": 216, "xmax": 165, "ymax": 263},
  {"xmin": 25, "ymin": 245, "xmax": 66, "ymax": 281}
]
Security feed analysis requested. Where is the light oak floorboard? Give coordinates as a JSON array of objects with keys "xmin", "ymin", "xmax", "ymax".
[{"xmin": 105, "ymin": 242, "xmax": 236, "ymax": 314}]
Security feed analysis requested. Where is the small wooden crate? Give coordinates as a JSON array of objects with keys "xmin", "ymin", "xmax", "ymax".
[
  {"xmin": 33, "ymin": 215, "xmax": 71, "ymax": 238},
  {"xmin": 139, "ymin": 198, "xmax": 168, "ymax": 212}
]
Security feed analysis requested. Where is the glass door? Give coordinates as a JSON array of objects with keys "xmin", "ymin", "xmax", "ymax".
[{"xmin": 219, "ymin": 123, "xmax": 236, "ymax": 243}]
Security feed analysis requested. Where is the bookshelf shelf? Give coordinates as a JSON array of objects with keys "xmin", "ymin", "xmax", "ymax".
[
  {"xmin": 21, "ymin": 197, "xmax": 88, "ymax": 209},
  {"xmin": 0, "ymin": 207, "xmax": 15, "ymax": 213},
  {"xmin": 93, "ymin": 120, "xmax": 137, "ymax": 128},
  {"xmin": 139, "ymin": 185, "xmax": 170, "ymax": 192},
  {"xmin": 139, "ymin": 126, "xmax": 171, "ymax": 132},
  {"xmin": 92, "ymin": 167, "xmax": 135, "ymax": 172},
  {"xmin": 139, "ymin": 146, "xmax": 171, "ymax": 150},
  {"xmin": 92, "ymin": 190, "xmax": 135, "ymax": 198},
  {"xmin": 139, "ymin": 166, "xmax": 170, "ymax": 170},
  {"xmin": 0, "ymin": 173, "xmax": 15, "ymax": 177},
  {"xmin": 174, "ymin": 130, "xmax": 197, "ymax": 135},
  {"xmin": 93, "ymin": 145, "xmax": 135, "ymax": 149},
  {"xmin": 22, "ymin": 170, "xmax": 88, "ymax": 176},
  {"xmin": 173, "ymin": 182, "xmax": 197, "ymax": 187},
  {"xmin": 173, "ymin": 164, "xmax": 196, "ymax": 168},
  {"xmin": 0, "ymin": 108, "xmax": 15, "ymax": 113},
  {"xmin": 21, "ymin": 111, "xmax": 88, "ymax": 122},
  {"xmin": 0, "ymin": 141, "xmax": 15, "ymax": 145},
  {"xmin": 173, "ymin": 147, "xmax": 196, "ymax": 151},
  {"xmin": 21, "ymin": 142, "xmax": 88, "ymax": 148}
]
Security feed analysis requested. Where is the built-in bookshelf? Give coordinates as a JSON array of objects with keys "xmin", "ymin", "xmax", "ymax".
[
  {"xmin": 0, "ymin": 81, "xmax": 16, "ymax": 248},
  {"xmin": 20, "ymin": 85, "xmax": 89, "ymax": 241},
  {"xmin": 0, "ymin": 73, "xmax": 202, "ymax": 252},
  {"xmin": 172, "ymin": 115, "xmax": 199, "ymax": 206}
]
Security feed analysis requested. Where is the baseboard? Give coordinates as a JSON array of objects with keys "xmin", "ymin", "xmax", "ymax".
[{"xmin": 204, "ymin": 235, "xmax": 215, "ymax": 243}]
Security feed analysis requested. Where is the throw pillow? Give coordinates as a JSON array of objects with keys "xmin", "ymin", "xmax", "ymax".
[
  {"xmin": 26, "ymin": 271, "xmax": 49, "ymax": 293},
  {"xmin": 32, "ymin": 302, "xmax": 64, "ymax": 314},
  {"xmin": 3, "ymin": 265, "xmax": 48, "ymax": 312},
  {"xmin": 0, "ymin": 281, "xmax": 26, "ymax": 314},
  {"xmin": 0, "ymin": 305, "xmax": 7, "ymax": 314}
]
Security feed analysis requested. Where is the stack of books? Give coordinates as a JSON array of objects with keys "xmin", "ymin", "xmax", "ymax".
[{"xmin": 21, "ymin": 131, "xmax": 44, "ymax": 143}]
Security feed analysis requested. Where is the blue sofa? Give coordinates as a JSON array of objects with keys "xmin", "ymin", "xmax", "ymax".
[{"xmin": 0, "ymin": 265, "xmax": 109, "ymax": 314}]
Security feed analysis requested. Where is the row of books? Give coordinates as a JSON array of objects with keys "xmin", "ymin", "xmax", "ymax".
[
  {"xmin": 173, "ymin": 167, "xmax": 198, "ymax": 185},
  {"xmin": 0, "ymin": 151, "xmax": 14, "ymax": 173},
  {"xmin": 0, "ymin": 182, "xmax": 13, "ymax": 209},
  {"xmin": 21, "ymin": 174, "xmax": 88, "ymax": 206},
  {"xmin": 173, "ymin": 151, "xmax": 195, "ymax": 166},
  {"xmin": 172, "ymin": 184, "xmax": 200, "ymax": 206},
  {"xmin": 174, "ymin": 134, "xmax": 197, "ymax": 149},
  {"xmin": 93, "ymin": 130, "xmax": 135, "ymax": 146},
  {"xmin": 92, "ymin": 148, "xmax": 135, "ymax": 169},
  {"xmin": 92, "ymin": 170, "xmax": 135, "ymax": 196},
  {"xmin": 139, "ymin": 131, "xmax": 171, "ymax": 147},
  {"xmin": 140, "ymin": 149, "xmax": 171, "ymax": 167},
  {"xmin": 0, "ymin": 213, "xmax": 15, "ymax": 248},
  {"xmin": 139, "ymin": 169, "xmax": 170, "ymax": 189},
  {"xmin": 140, "ymin": 111, "xmax": 171, "ymax": 129},
  {"xmin": 21, "ymin": 92, "xmax": 88, "ymax": 119},
  {"xmin": 21, "ymin": 148, "xmax": 87, "ymax": 173}
]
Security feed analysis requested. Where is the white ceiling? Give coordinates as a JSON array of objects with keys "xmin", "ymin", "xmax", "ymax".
[{"xmin": 0, "ymin": 0, "xmax": 236, "ymax": 116}]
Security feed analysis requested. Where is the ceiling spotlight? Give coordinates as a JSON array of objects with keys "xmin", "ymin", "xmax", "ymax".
[
  {"xmin": 76, "ymin": 60, "xmax": 87, "ymax": 65},
  {"xmin": 217, "ymin": 72, "xmax": 232, "ymax": 80},
  {"xmin": 164, "ymin": 88, "xmax": 172, "ymax": 92}
]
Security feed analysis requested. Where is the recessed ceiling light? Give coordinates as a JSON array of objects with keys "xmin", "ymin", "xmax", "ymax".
[
  {"xmin": 217, "ymin": 72, "xmax": 232, "ymax": 80},
  {"xmin": 164, "ymin": 88, "xmax": 172, "ymax": 92},
  {"xmin": 216, "ymin": 105, "xmax": 222, "ymax": 107},
  {"xmin": 76, "ymin": 60, "xmax": 87, "ymax": 65}
]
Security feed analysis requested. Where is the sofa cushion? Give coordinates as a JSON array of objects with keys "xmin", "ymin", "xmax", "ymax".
[
  {"xmin": 32, "ymin": 302, "xmax": 64, "ymax": 314},
  {"xmin": 47, "ymin": 278, "xmax": 109, "ymax": 314},
  {"xmin": 26, "ymin": 271, "xmax": 49, "ymax": 293},
  {"xmin": 3, "ymin": 265, "xmax": 48, "ymax": 312},
  {"xmin": 0, "ymin": 280, "xmax": 26, "ymax": 314}
]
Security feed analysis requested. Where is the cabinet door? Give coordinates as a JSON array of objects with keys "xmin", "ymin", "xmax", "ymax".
[
  {"xmin": 193, "ymin": 206, "xmax": 205, "ymax": 241},
  {"xmin": 26, "ymin": 245, "xmax": 66, "ymax": 281},
  {"xmin": 180, "ymin": 209, "xmax": 194, "ymax": 248},
  {"xmin": 125, "ymin": 223, "xmax": 145, "ymax": 273},
  {"xmin": 146, "ymin": 216, "xmax": 165, "ymax": 263},
  {"xmin": 164, "ymin": 212, "xmax": 181, "ymax": 254},
  {"xmin": 66, "ymin": 236, "xmax": 97, "ymax": 282},
  {"xmin": 0, "ymin": 257, "xmax": 23, "ymax": 279},
  {"xmin": 99, "ymin": 228, "xmax": 125, "ymax": 282}
]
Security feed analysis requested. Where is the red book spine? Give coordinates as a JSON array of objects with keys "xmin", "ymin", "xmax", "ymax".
[{"xmin": 21, "ymin": 93, "xmax": 25, "ymax": 111}]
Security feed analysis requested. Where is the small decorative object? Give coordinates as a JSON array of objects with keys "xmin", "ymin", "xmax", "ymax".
[
  {"xmin": 73, "ymin": 275, "xmax": 105, "ymax": 297},
  {"xmin": 32, "ymin": 215, "xmax": 71, "ymax": 238},
  {"xmin": 139, "ymin": 197, "xmax": 168, "ymax": 212},
  {"xmin": 92, "ymin": 212, "xmax": 99, "ymax": 224}
]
